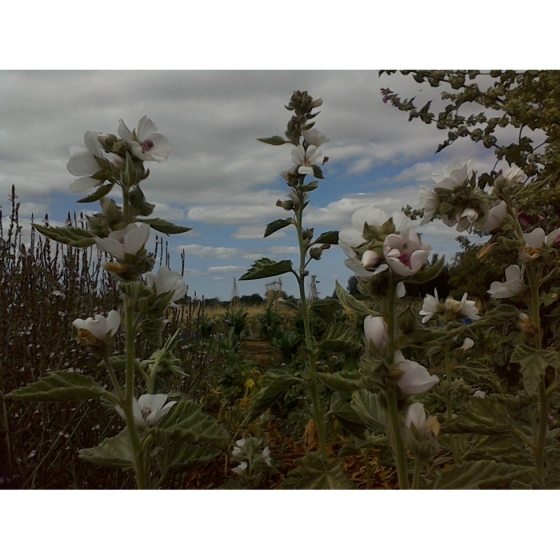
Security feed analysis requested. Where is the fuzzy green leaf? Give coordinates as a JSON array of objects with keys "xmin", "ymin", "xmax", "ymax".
[
  {"xmin": 76, "ymin": 183, "xmax": 114, "ymax": 203},
  {"xmin": 79, "ymin": 429, "xmax": 135, "ymax": 468},
  {"xmin": 283, "ymin": 452, "xmax": 354, "ymax": 489},
  {"xmin": 257, "ymin": 135, "xmax": 291, "ymax": 145},
  {"xmin": 318, "ymin": 323, "xmax": 362, "ymax": 354},
  {"xmin": 32, "ymin": 224, "xmax": 96, "ymax": 248},
  {"xmin": 264, "ymin": 218, "xmax": 294, "ymax": 238},
  {"xmin": 137, "ymin": 217, "xmax": 192, "ymax": 235},
  {"xmin": 316, "ymin": 369, "xmax": 370, "ymax": 392},
  {"xmin": 335, "ymin": 280, "xmax": 375, "ymax": 316},
  {"xmin": 434, "ymin": 460, "xmax": 533, "ymax": 489},
  {"xmin": 239, "ymin": 258, "xmax": 294, "ymax": 281},
  {"xmin": 511, "ymin": 345, "xmax": 560, "ymax": 397},
  {"xmin": 310, "ymin": 299, "xmax": 342, "ymax": 324},
  {"xmin": 5, "ymin": 370, "xmax": 111, "ymax": 402},
  {"xmin": 154, "ymin": 442, "xmax": 221, "ymax": 479},
  {"xmin": 329, "ymin": 399, "xmax": 368, "ymax": 438},
  {"xmin": 313, "ymin": 230, "xmax": 339, "ymax": 245},
  {"xmin": 150, "ymin": 398, "xmax": 229, "ymax": 445},
  {"xmin": 246, "ymin": 373, "xmax": 298, "ymax": 423},
  {"xmin": 444, "ymin": 397, "xmax": 514, "ymax": 435},
  {"xmin": 351, "ymin": 390, "xmax": 388, "ymax": 432}
]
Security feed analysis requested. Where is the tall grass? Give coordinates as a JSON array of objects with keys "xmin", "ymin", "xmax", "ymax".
[{"xmin": 0, "ymin": 186, "xmax": 221, "ymax": 488}]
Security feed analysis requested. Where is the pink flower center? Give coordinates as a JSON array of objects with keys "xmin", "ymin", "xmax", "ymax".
[
  {"xmin": 141, "ymin": 139, "xmax": 154, "ymax": 153},
  {"xmin": 398, "ymin": 253, "xmax": 412, "ymax": 268},
  {"xmin": 141, "ymin": 407, "xmax": 152, "ymax": 420}
]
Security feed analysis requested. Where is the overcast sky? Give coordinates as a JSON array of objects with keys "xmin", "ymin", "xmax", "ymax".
[
  {"xmin": 0, "ymin": 69, "xmax": 530, "ymax": 300},
  {"xmin": 2, "ymin": 3, "xmax": 554, "ymax": 301}
]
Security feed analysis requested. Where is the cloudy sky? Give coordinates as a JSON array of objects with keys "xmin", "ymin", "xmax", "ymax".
[
  {"xmin": 0, "ymin": 69, "xmax": 528, "ymax": 300},
  {"xmin": 2, "ymin": 4, "xmax": 552, "ymax": 302}
]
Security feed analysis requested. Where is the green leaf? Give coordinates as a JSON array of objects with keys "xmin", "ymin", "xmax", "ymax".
[
  {"xmin": 444, "ymin": 397, "xmax": 514, "ymax": 435},
  {"xmin": 246, "ymin": 373, "xmax": 298, "ymax": 423},
  {"xmin": 475, "ymin": 304, "xmax": 520, "ymax": 327},
  {"xmin": 5, "ymin": 370, "xmax": 111, "ymax": 402},
  {"xmin": 282, "ymin": 452, "xmax": 354, "ymax": 489},
  {"xmin": 154, "ymin": 442, "xmax": 221, "ymax": 479},
  {"xmin": 434, "ymin": 460, "xmax": 533, "ymax": 489},
  {"xmin": 511, "ymin": 344, "xmax": 560, "ymax": 397},
  {"xmin": 318, "ymin": 322, "xmax": 362, "ymax": 354},
  {"xmin": 150, "ymin": 398, "xmax": 229, "ymax": 446},
  {"xmin": 239, "ymin": 258, "xmax": 294, "ymax": 281},
  {"xmin": 264, "ymin": 218, "xmax": 294, "ymax": 238},
  {"xmin": 137, "ymin": 217, "xmax": 192, "ymax": 235},
  {"xmin": 257, "ymin": 135, "xmax": 291, "ymax": 146},
  {"xmin": 32, "ymin": 224, "xmax": 96, "ymax": 248},
  {"xmin": 334, "ymin": 280, "xmax": 374, "ymax": 316},
  {"xmin": 310, "ymin": 299, "xmax": 342, "ymax": 323},
  {"xmin": 351, "ymin": 390, "xmax": 388, "ymax": 433},
  {"xmin": 316, "ymin": 369, "xmax": 370, "ymax": 392},
  {"xmin": 313, "ymin": 230, "xmax": 339, "ymax": 245},
  {"xmin": 329, "ymin": 398, "xmax": 368, "ymax": 438},
  {"xmin": 76, "ymin": 183, "xmax": 114, "ymax": 203},
  {"xmin": 79, "ymin": 429, "xmax": 135, "ymax": 469}
]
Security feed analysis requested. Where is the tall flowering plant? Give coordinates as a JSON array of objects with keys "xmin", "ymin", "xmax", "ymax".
[
  {"xmin": 6, "ymin": 117, "xmax": 229, "ymax": 489},
  {"xmin": 240, "ymin": 91, "xmax": 356, "ymax": 488},
  {"xmin": 335, "ymin": 204, "xmax": 444, "ymax": 488}
]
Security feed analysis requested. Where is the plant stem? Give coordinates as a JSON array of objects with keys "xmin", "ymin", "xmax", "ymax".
[
  {"xmin": 386, "ymin": 385, "xmax": 409, "ymax": 489},
  {"xmin": 123, "ymin": 293, "xmax": 147, "ymax": 489},
  {"xmin": 412, "ymin": 456, "xmax": 423, "ymax": 489},
  {"xmin": 526, "ymin": 262, "xmax": 548, "ymax": 480},
  {"xmin": 294, "ymin": 189, "xmax": 328, "ymax": 461},
  {"xmin": 384, "ymin": 272, "xmax": 409, "ymax": 489},
  {"xmin": 444, "ymin": 341, "xmax": 461, "ymax": 465}
]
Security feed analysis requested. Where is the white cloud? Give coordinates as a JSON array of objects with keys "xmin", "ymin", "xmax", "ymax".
[
  {"xmin": 177, "ymin": 244, "xmax": 241, "ymax": 259},
  {"xmin": 207, "ymin": 265, "xmax": 245, "ymax": 273}
]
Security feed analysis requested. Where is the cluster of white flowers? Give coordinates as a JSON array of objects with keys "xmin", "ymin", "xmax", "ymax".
[
  {"xmin": 339, "ymin": 206, "xmax": 432, "ymax": 278},
  {"xmin": 67, "ymin": 116, "xmax": 170, "ymax": 192},
  {"xmin": 419, "ymin": 289, "xmax": 480, "ymax": 324}
]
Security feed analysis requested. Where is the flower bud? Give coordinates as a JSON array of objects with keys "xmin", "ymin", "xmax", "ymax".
[{"xmin": 364, "ymin": 315, "xmax": 388, "ymax": 351}]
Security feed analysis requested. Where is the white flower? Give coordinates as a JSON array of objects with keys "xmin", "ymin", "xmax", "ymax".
[
  {"xmin": 405, "ymin": 402, "xmax": 440, "ymax": 436},
  {"xmin": 72, "ymin": 310, "xmax": 121, "ymax": 340},
  {"xmin": 303, "ymin": 129, "xmax": 329, "ymax": 147},
  {"xmin": 67, "ymin": 131, "xmax": 106, "ymax": 192},
  {"xmin": 419, "ymin": 186, "xmax": 441, "ymax": 225},
  {"xmin": 118, "ymin": 116, "xmax": 170, "ymax": 162},
  {"xmin": 95, "ymin": 223, "xmax": 151, "ymax": 261},
  {"xmin": 431, "ymin": 159, "xmax": 475, "ymax": 189},
  {"xmin": 280, "ymin": 165, "xmax": 298, "ymax": 181},
  {"xmin": 394, "ymin": 351, "xmax": 439, "ymax": 396},
  {"xmin": 481, "ymin": 200, "xmax": 507, "ymax": 233},
  {"xmin": 472, "ymin": 390, "xmax": 486, "ymax": 399},
  {"xmin": 523, "ymin": 227, "xmax": 560, "ymax": 249},
  {"xmin": 383, "ymin": 229, "xmax": 432, "ymax": 277},
  {"xmin": 488, "ymin": 264, "xmax": 524, "ymax": 299},
  {"xmin": 145, "ymin": 266, "xmax": 187, "ymax": 302},
  {"xmin": 504, "ymin": 164, "xmax": 527, "ymax": 185},
  {"xmin": 459, "ymin": 337, "xmax": 475, "ymax": 351},
  {"xmin": 115, "ymin": 393, "xmax": 176, "ymax": 429},
  {"xmin": 444, "ymin": 293, "xmax": 480, "ymax": 322},
  {"xmin": 291, "ymin": 144, "xmax": 323, "ymax": 175},
  {"xmin": 456, "ymin": 208, "xmax": 479, "ymax": 232},
  {"xmin": 419, "ymin": 288, "xmax": 443, "ymax": 323},
  {"xmin": 261, "ymin": 447, "xmax": 272, "ymax": 467},
  {"xmin": 232, "ymin": 438, "xmax": 246, "ymax": 457},
  {"xmin": 364, "ymin": 316, "xmax": 388, "ymax": 351},
  {"xmin": 232, "ymin": 461, "xmax": 247, "ymax": 475}
]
